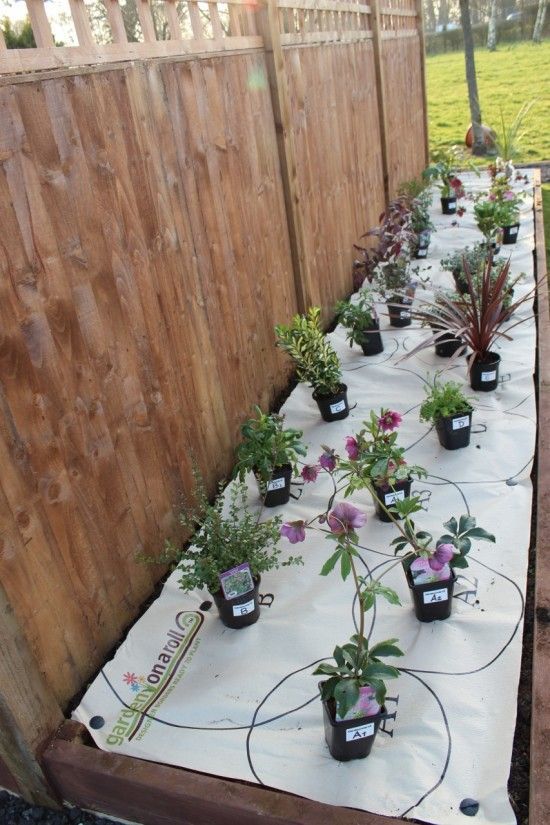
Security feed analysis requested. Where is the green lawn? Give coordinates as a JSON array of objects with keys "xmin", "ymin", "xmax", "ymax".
[{"xmin": 426, "ymin": 39, "xmax": 550, "ymax": 268}]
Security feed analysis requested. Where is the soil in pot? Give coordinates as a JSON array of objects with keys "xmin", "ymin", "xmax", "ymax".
[
  {"xmin": 212, "ymin": 575, "xmax": 261, "ymax": 629},
  {"xmin": 313, "ymin": 384, "xmax": 349, "ymax": 422},
  {"xmin": 372, "ymin": 478, "xmax": 411, "ymax": 522},
  {"xmin": 441, "ymin": 196, "xmax": 457, "ymax": 215},
  {"xmin": 320, "ymin": 690, "xmax": 386, "ymax": 761},
  {"xmin": 387, "ymin": 295, "xmax": 413, "ymax": 328},
  {"xmin": 469, "ymin": 352, "xmax": 501, "ymax": 392},
  {"xmin": 502, "ymin": 223, "xmax": 520, "ymax": 245},
  {"xmin": 259, "ymin": 464, "xmax": 292, "ymax": 508},
  {"xmin": 406, "ymin": 566, "xmax": 456, "ymax": 622},
  {"xmin": 435, "ymin": 409, "xmax": 472, "ymax": 450},
  {"xmin": 360, "ymin": 321, "xmax": 384, "ymax": 356}
]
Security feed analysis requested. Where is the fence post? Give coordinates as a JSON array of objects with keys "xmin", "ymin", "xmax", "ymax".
[
  {"xmin": 415, "ymin": 0, "xmax": 430, "ymax": 167},
  {"xmin": 255, "ymin": 0, "xmax": 310, "ymax": 314},
  {"xmin": 369, "ymin": 0, "xmax": 390, "ymax": 202},
  {"xmin": 0, "ymin": 579, "xmax": 63, "ymax": 806}
]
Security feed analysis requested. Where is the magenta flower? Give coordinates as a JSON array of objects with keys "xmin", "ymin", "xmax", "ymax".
[
  {"xmin": 319, "ymin": 451, "xmax": 337, "ymax": 472},
  {"xmin": 301, "ymin": 464, "xmax": 321, "ymax": 483},
  {"xmin": 450, "ymin": 176, "xmax": 462, "ymax": 190},
  {"xmin": 378, "ymin": 410, "xmax": 403, "ymax": 432},
  {"xmin": 280, "ymin": 520, "xmax": 307, "ymax": 544},
  {"xmin": 327, "ymin": 502, "xmax": 367, "ymax": 534},
  {"xmin": 345, "ymin": 436, "xmax": 359, "ymax": 460},
  {"xmin": 488, "ymin": 193, "xmax": 496, "ymax": 202},
  {"xmin": 429, "ymin": 543, "xmax": 455, "ymax": 571},
  {"xmin": 457, "ymin": 206, "xmax": 466, "ymax": 217}
]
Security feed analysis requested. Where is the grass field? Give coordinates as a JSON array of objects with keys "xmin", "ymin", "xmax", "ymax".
[{"xmin": 426, "ymin": 39, "xmax": 550, "ymax": 267}]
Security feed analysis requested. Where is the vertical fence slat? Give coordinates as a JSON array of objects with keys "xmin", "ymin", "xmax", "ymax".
[
  {"xmin": 187, "ymin": 0, "xmax": 205, "ymax": 38},
  {"xmin": 209, "ymin": 3, "xmax": 225, "ymax": 38},
  {"xmin": 136, "ymin": 0, "xmax": 158, "ymax": 42},
  {"xmin": 104, "ymin": 0, "xmax": 129, "ymax": 43},
  {"xmin": 415, "ymin": 0, "xmax": 429, "ymax": 166},
  {"xmin": 369, "ymin": 0, "xmax": 390, "ymax": 200},
  {"xmin": 163, "ymin": 0, "xmax": 183, "ymax": 39},
  {"xmin": 68, "ymin": 0, "xmax": 95, "ymax": 48},
  {"xmin": 0, "ymin": 28, "xmax": 6, "ymax": 50},
  {"xmin": 25, "ymin": 0, "xmax": 54, "ymax": 47}
]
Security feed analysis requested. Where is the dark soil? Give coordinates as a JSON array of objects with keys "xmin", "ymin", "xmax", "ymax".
[{"xmin": 0, "ymin": 792, "xmax": 118, "ymax": 825}]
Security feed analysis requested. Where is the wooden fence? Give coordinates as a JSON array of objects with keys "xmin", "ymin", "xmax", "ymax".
[{"xmin": 0, "ymin": 0, "xmax": 428, "ymax": 805}]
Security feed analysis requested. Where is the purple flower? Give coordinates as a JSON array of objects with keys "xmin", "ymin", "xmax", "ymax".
[
  {"xmin": 280, "ymin": 521, "xmax": 307, "ymax": 544},
  {"xmin": 319, "ymin": 451, "xmax": 337, "ymax": 472},
  {"xmin": 503, "ymin": 190, "xmax": 515, "ymax": 201},
  {"xmin": 345, "ymin": 436, "xmax": 359, "ymax": 460},
  {"xmin": 301, "ymin": 464, "xmax": 321, "ymax": 483},
  {"xmin": 378, "ymin": 410, "xmax": 403, "ymax": 432},
  {"xmin": 327, "ymin": 502, "xmax": 367, "ymax": 534},
  {"xmin": 429, "ymin": 543, "xmax": 455, "ymax": 571}
]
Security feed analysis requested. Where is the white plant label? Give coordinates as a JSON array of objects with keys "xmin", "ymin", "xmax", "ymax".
[
  {"xmin": 481, "ymin": 370, "xmax": 497, "ymax": 382},
  {"xmin": 330, "ymin": 400, "xmax": 346, "ymax": 414},
  {"xmin": 447, "ymin": 203, "xmax": 456, "ymax": 213},
  {"xmin": 232, "ymin": 599, "xmax": 255, "ymax": 617},
  {"xmin": 267, "ymin": 477, "xmax": 285, "ymax": 492},
  {"xmin": 423, "ymin": 588, "xmax": 448, "ymax": 604},
  {"xmin": 399, "ymin": 311, "xmax": 411, "ymax": 319},
  {"xmin": 452, "ymin": 415, "xmax": 470, "ymax": 430},
  {"xmin": 417, "ymin": 248, "xmax": 427, "ymax": 258},
  {"xmin": 385, "ymin": 490, "xmax": 405, "ymax": 506},
  {"xmin": 345, "ymin": 722, "xmax": 375, "ymax": 742},
  {"xmin": 509, "ymin": 227, "xmax": 518, "ymax": 236}
]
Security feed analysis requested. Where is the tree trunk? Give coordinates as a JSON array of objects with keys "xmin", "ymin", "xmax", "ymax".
[
  {"xmin": 533, "ymin": 0, "xmax": 547, "ymax": 42},
  {"xmin": 487, "ymin": 0, "xmax": 498, "ymax": 49},
  {"xmin": 459, "ymin": 0, "xmax": 486, "ymax": 156}
]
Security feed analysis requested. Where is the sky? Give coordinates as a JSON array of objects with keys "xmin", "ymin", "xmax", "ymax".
[{"xmin": 1, "ymin": 0, "xmax": 83, "ymax": 44}]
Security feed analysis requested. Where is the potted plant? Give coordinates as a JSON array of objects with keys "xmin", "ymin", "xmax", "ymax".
[
  {"xmin": 473, "ymin": 197, "xmax": 505, "ymax": 253},
  {"xmin": 399, "ymin": 179, "xmax": 435, "ymax": 258},
  {"xmin": 339, "ymin": 410, "xmax": 426, "ymax": 521},
  {"xmin": 419, "ymin": 377, "xmax": 474, "ymax": 450},
  {"xmin": 374, "ymin": 259, "xmax": 418, "ymax": 328},
  {"xmin": 417, "ymin": 291, "xmax": 466, "ymax": 358},
  {"xmin": 336, "ymin": 288, "xmax": 383, "ymax": 356},
  {"xmin": 353, "ymin": 197, "xmax": 416, "ymax": 291},
  {"xmin": 404, "ymin": 256, "xmax": 537, "ymax": 392},
  {"xmin": 441, "ymin": 242, "xmax": 499, "ymax": 294},
  {"xmin": 424, "ymin": 148, "xmax": 466, "ymax": 215},
  {"xmin": 275, "ymin": 307, "xmax": 349, "ymax": 422},
  {"xmin": 279, "ymin": 497, "xmax": 403, "ymax": 760},
  {"xmin": 390, "ymin": 499, "xmax": 495, "ymax": 622},
  {"xmin": 234, "ymin": 407, "xmax": 307, "ymax": 507},
  {"xmin": 164, "ymin": 480, "xmax": 302, "ymax": 629},
  {"xmin": 490, "ymin": 185, "xmax": 523, "ymax": 245}
]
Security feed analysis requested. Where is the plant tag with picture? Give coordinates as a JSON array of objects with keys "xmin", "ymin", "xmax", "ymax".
[
  {"xmin": 481, "ymin": 370, "xmax": 497, "ymax": 382},
  {"xmin": 267, "ymin": 476, "xmax": 286, "ymax": 492},
  {"xmin": 400, "ymin": 310, "xmax": 411, "ymax": 319},
  {"xmin": 385, "ymin": 489, "xmax": 405, "ymax": 506},
  {"xmin": 452, "ymin": 415, "xmax": 470, "ymax": 430},
  {"xmin": 330, "ymin": 400, "xmax": 346, "ymax": 414},
  {"xmin": 423, "ymin": 588, "xmax": 448, "ymax": 604},
  {"xmin": 232, "ymin": 598, "xmax": 256, "ymax": 617},
  {"xmin": 219, "ymin": 562, "xmax": 254, "ymax": 600},
  {"xmin": 345, "ymin": 722, "xmax": 375, "ymax": 742}
]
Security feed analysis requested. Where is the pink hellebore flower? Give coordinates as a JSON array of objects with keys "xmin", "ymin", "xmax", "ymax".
[
  {"xmin": 301, "ymin": 464, "xmax": 321, "ymax": 483},
  {"xmin": 280, "ymin": 521, "xmax": 307, "ymax": 544},
  {"xmin": 345, "ymin": 436, "xmax": 360, "ymax": 460},
  {"xmin": 327, "ymin": 502, "xmax": 367, "ymax": 534},
  {"xmin": 378, "ymin": 410, "xmax": 403, "ymax": 433},
  {"xmin": 319, "ymin": 451, "xmax": 337, "ymax": 472},
  {"xmin": 429, "ymin": 543, "xmax": 455, "ymax": 571}
]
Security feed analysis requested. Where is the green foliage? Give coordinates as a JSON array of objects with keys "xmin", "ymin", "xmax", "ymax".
[
  {"xmin": 424, "ymin": 146, "xmax": 469, "ymax": 197},
  {"xmin": 335, "ymin": 289, "xmax": 378, "ymax": 348},
  {"xmin": 314, "ymin": 635, "xmax": 403, "ymax": 717},
  {"xmin": 164, "ymin": 479, "xmax": 302, "ymax": 595},
  {"xmin": 373, "ymin": 259, "xmax": 412, "ymax": 295},
  {"xmin": 234, "ymin": 407, "xmax": 307, "ymax": 486},
  {"xmin": 275, "ymin": 307, "xmax": 343, "ymax": 397},
  {"xmin": 1, "ymin": 17, "xmax": 36, "ymax": 48},
  {"xmin": 495, "ymin": 101, "xmax": 537, "ymax": 162},
  {"xmin": 419, "ymin": 377, "xmax": 473, "ymax": 424},
  {"xmin": 473, "ymin": 197, "xmax": 509, "ymax": 241},
  {"xmin": 440, "ymin": 241, "xmax": 499, "ymax": 276}
]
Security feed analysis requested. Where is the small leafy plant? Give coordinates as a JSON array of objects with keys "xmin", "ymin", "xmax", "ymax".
[
  {"xmin": 423, "ymin": 147, "xmax": 466, "ymax": 199},
  {"xmin": 353, "ymin": 197, "xmax": 416, "ymax": 289},
  {"xmin": 275, "ymin": 307, "xmax": 343, "ymax": 397},
  {"xmin": 234, "ymin": 407, "xmax": 307, "ymax": 487},
  {"xmin": 419, "ymin": 378, "xmax": 473, "ymax": 424},
  {"xmin": 336, "ymin": 289, "xmax": 378, "ymax": 348},
  {"xmin": 473, "ymin": 197, "xmax": 506, "ymax": 243}
]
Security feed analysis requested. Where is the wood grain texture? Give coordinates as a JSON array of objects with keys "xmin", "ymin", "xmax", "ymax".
[{"xmin": 0, "ymin": 55, "xmax": 296, "ymax": 709}]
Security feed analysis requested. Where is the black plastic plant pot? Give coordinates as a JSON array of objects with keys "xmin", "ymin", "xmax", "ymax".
[
  {"xmin": 261, "ymin": 464, "xmax": 292, "ymax": 508},
  {"xmin": 441, "ymin": 196, "xmax": 457, "ymax": 215},
  {"xmin": 452, "ymin": 269, "xmax": 468, "ymax": 295},
  {"xmin": 415, "ymin": 230, "xmax": 431, "ymax": 259},
  {"xmin": 489, "ymin": 240, "xmax": 501, "ymax": 255},
  {"xmin": 313, "ymin": 384, "xmax": 349, "ymax": 422},
  {"xmin": 434, "ymin": 332, "xmax": 465, "ymax": 358},
  {"xmin": 470, "ymin": 352, "xmax": 501, "ymax": 392},
  {"xmin": 435, "ymin": 409, "xmax": 472, "ymax": 450},
  {"xmin": 373, "ymin": 478, "xmax": 411, "ymax": 522},
  {"xmin": 387, "ymin": 296, "xmax": 413, "ymax": 328},
  {"xmin": 502, "ymin": 223, "xmax": 520, "ymax": 245},
  {"xmin": 406, "ymin": 566, "xmax": 456, "ymax": 622},
  {"xmin": 360, "ymin": 321, "xmax": 384, "ymax": 356},
  {"xmin": 211, "ymin": 575, "xmax": 261, "ymax": 629},
  {"xmin": 320, "ymin": 691, "xmax": 385, "ymax": 761}
]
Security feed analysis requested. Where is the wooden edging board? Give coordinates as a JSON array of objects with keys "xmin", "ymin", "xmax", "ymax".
[{"xmin": 41, "ymin": 172, "xmax": 548, "ymax": 825}]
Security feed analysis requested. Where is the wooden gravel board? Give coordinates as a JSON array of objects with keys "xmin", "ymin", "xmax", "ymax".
[{"xmin": 531, "ymin": 170, "xmax": 550, "ymax": 825}]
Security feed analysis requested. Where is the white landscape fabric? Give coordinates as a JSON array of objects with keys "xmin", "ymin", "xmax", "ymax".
[{"xmin": 75, "ymin": 171, "xmax": 537, "ymax": 825}]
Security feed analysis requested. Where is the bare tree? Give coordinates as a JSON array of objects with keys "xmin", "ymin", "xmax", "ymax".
[
  {"xmin": 459, "ymin": 0, "xmax": 486, "ymax": 155},
  {"xmin": 533, "ymin": 0, "xmax": 547, "ymax": 42},
  {"xmin": 487, "ymin": 0, "xmax": 498, "ymax": 50}
]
